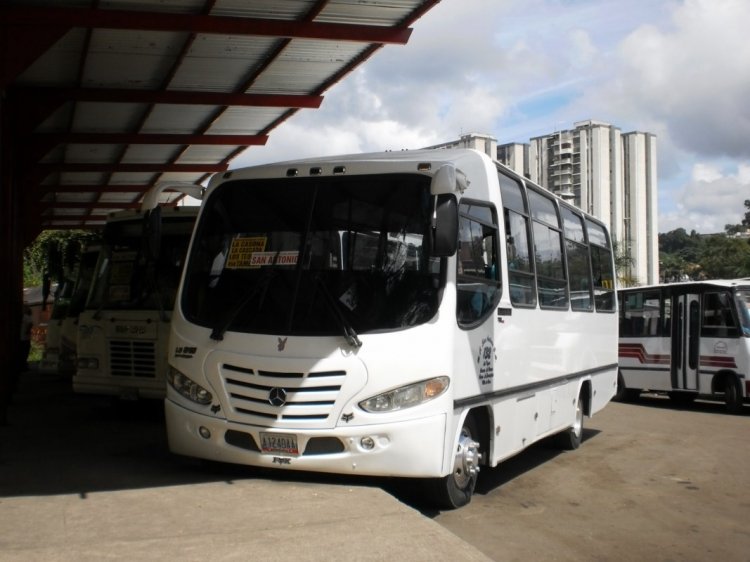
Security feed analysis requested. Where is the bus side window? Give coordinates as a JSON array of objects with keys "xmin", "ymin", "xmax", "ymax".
[
  {"xmin": 585, "ymin": 219, "xmax": 615, "ymax": 312},
  {"xmin": 702, "ymin": 291, "xmax": 738, "ymax": 338},
  {"xmin": 662, "ymin": 295, "xmax": 672, "ymax": 336},
  {"xmin": 528, "ymin": 189, "xmax": 567, "ymax": 309},
  {"xmin": 561, "ymin": 206, "xmax": 593, "ymax": 311},
  {"xmin": 456, "ymin": 200, "xmax": 501, "ymax": 327},
  {"xmin": 498, "ymin": 172, "xmax": 536, "ymax": 307}
]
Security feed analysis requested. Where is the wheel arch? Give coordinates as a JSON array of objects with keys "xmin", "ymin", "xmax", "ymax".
[
  {"xmin": 463, "ymin": 405, "xmax": 492, "ymax": 467},
  {"xmin": 579, "ymin": 377, "xmax": 592, "ymax": 417},
  {"xmin": 711, "ymin": 370, "xmax": 741, "ymax": 395}
]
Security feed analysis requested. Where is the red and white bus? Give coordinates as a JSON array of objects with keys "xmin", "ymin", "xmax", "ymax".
[{"xmin": 617, "ymin": 279, "xmax": 750, "ymax": 412}]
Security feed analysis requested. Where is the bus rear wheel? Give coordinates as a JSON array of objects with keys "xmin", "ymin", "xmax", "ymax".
[
  {"xmin": 724, "ymin": 376, "xmax": 744, "ymax": 415},
  {"xmin": 428, "ymin": 414, "xmax": 481, "ymax": 509},
  {"xmin": 553, "ymin": 392, "xmax": 584, "ymax": 450}
]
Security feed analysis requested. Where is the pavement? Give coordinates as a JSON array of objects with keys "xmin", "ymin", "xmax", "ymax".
[{"xmin": 0, "ymin": 368, "xmax": 492, "ymax": 561}]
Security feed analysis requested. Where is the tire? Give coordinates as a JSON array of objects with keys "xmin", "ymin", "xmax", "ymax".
[
  {"xmin": 613, "ymin": 371, "xmax": 640, "ymax": 402},
  {"xmin": 724, "ymin": 376, "xmax": 744, "ymax": 415},
  {"xmin": 553, "ymin": 393, "xmax": 584, "ymax": 450},
  {"xmin": 427, "ymin": 414, "xmax": 482, "ymax": 509}
]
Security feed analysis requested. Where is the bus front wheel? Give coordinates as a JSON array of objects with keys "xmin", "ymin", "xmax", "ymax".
[{"xmin": 429, "ymin": 414, "xmax": 481, "ymax": 509}]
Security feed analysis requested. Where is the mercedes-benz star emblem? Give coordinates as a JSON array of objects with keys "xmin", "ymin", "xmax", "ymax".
[{"xmin": 268, "ymin": 387, "xmax": 287, "ymax": 407}]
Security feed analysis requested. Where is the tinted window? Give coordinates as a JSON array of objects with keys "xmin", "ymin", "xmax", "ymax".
[
  {"xmin": 562, "ymin": 207, "xmax": 592, "ymax": 311},
  {"xmin": 529, "ymin": 189, "xmax": 567, "ymax": 309},
  {"xmin": 702, "ymin": 291, "xmax": 739, "ymax": 338},
  {"xmin": 586, "ymin": 219, "xmax": 615, "ymax": 312},
  {"xmin": 457, "ymin": 201, "xmax": 501, "ymax": 327},
  {"xmin": 620, "ymin": 290, "xmax": 661, "ymax": 337},
  {"xmin": 500, "ymin": 174, "xmax": 536, "ymax": 307}
]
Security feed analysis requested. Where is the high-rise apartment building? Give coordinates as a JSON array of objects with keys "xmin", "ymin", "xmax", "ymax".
[
  {"xmin": 427, "ymin": 121, "xmax": 658, "ymax": 285},
  {"xmin": 423, "ymin": 132, "xmax": 498, "ymax": 159}
]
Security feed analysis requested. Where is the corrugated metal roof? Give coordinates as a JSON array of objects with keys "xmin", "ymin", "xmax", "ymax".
[{"xmin": 1, "ymin": 0, "xmax": 440, "ymax": 230}]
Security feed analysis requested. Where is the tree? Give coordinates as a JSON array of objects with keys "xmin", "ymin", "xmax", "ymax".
[
  {"xmin": 659, "ymin": 252, "xmax": 690, "ymax": 283},
  {"xmin": 697, "ymin": 235, "xmax": 750, "ymax": 279},
  {"xmin": 23, "ymin": 230, "xmax": 100, "ymax": 288},
  {"xmin": 724, "ymin": 199, "xmax": 750, "ymax": 234},
  {"xmin": 659, "ymin": 228, "xmax": 703, "ymax": 263},
  {"xmin": 611, "ymin": 237, "xmax": 636, "ymax": 287}
]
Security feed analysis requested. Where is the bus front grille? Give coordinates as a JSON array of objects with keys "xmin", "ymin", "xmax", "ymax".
[
  {"xmin": 109, "ymin": 340, "xmax": 156, "ymax": 378},
  {"xmin": 220, "ymin": 363, "xmax": 345, "ymax": 426}
]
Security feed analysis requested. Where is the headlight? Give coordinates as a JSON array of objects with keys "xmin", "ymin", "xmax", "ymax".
[
  {"xmin": 77, "ymin": 357, "xmax": 99, "ymax": 369},
  {"xmin": 167, "ymin": 366, "xmax": 212, "ymax": 405},
  {"xmin": 79, "ymin": 325, "xmax": 96, "ymax": 339},
  {"xmin": 359, "ymin": 376, "xmax": 450, "ymax": 413}
]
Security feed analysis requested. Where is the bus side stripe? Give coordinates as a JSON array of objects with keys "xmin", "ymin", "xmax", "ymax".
[
  {"xmin": 453, "ymin": 363, "xmax": 618, "ymax": 410},
  {"xmin": 618, "ymin": 343, "xmax": 670, "ymax": 365}
]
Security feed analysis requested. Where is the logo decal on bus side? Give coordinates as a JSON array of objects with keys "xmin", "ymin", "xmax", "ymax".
[
  {"xmin": 477, "ymin": 336, "xmax": 496, "ymax": 387},
  {"xmin": 174, "ymin": 346, "xmax": 197, "ymax": 358}
]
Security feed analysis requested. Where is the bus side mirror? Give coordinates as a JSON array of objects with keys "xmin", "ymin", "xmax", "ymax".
[
  {"xmin": 143, "ymin": 206, "xmax": 162, "ymax": 261},
  {"xmin": 432, "ymin": 194, "xmax": 458, "ymax": 257}
]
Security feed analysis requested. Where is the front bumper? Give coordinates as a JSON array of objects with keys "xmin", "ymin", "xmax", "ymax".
[{"xmin": 165, "ymin": 398, "xmax": 447, "ymax": 478}]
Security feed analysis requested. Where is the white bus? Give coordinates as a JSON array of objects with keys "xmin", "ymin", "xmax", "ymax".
[
  {"xmin": 617, "ymin": 279, "xmax": 750, "ymax": 413},
  {"xmin": 41, "ymin": 244, "xmax": 101, "ymax": 373},
  {"xmin": 165, "ymin": 149, "xmax": 618, "ymax": 508},
  {"xmin": 74, "ymin": 185, "xmax": 201, "ymax": 400}
]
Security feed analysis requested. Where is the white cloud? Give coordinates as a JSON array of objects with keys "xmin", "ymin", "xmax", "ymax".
[
  {"xmin": 691, "ymin": 163, "xmax": 723, "ymax": 183},
  {"xmin": 615, "ymin": 0, "xmax": 750, "ymax": 158},
  {"xmin": 659, "ymin": 163, "xmax": 750, "ymax": 233}
]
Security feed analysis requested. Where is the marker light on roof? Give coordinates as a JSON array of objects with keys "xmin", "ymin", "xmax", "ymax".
[
  {"xmin": 417, "ymin": 162, "xmax": 432, "ymax": 171},
  {"xmin": 310, "ymin": 167, "xmax": 322, "ymax": 175},
  {"xmin": 333, "ymin": 166, "xmax": 346, "ymax": 175},
  {"xmin": 286, "ymin": 168, "xmax": 298, "ymax": 177}
]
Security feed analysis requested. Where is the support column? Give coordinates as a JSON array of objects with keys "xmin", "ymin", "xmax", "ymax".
[{"xmin": 0, "ymin": 90, "xmax": 25, "ymax": 425}]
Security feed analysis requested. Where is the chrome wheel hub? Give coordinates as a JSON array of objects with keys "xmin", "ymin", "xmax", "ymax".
[{"xmin": 452, "ymin": 427, "xmax": 481, "ymax": 489}]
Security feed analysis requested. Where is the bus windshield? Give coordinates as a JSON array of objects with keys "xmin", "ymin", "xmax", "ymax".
[
  {"xmin": 87, "ymin": 215, "xmax": 195, "ymax": 311},
  {"xmin": 68, "ymin": 248, "xmax": 100, "ymax": 317},
  {"xmin": 736, "ymin": 287, "xmax": 750, "ymax": 336},
  {"xmin": 181, "ymin": 174, "xmax": 443, "ymax": 337}
]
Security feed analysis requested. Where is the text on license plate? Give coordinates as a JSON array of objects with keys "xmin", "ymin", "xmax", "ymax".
[{"xmin": 260, "ymin": 432, "xmax": 299, "ymax": 456}]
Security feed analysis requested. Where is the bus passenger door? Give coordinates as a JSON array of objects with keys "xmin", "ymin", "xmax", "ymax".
[{"xmin": 672, "ymin": 294, "xmax": 700, "ymax": 391}]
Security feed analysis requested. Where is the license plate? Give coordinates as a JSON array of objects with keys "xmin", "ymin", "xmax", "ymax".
[{"xmin": 260, "ymin": 432, "xmax": 299, "ymax": 456}]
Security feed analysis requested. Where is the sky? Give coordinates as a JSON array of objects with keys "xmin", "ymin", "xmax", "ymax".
[{"xmin": 229, "ymin": 0, "xmax": 750, "ymax": 235}]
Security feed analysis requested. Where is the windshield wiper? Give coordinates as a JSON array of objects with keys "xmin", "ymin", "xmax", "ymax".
[
  {"xmin": 209, "ymin": 268, "xmax": 276, "ymax": 341},
  {"xmin": 314, "ymin": 275, "xmax": 362, "ymax": 349}
]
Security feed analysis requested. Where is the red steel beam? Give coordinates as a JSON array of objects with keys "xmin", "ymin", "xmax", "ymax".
[
  {"xmin": 34, "ymin": 162, "xmax": 228, "ymax": 174},
  {"xmin": 41, "ymin": 214, "xmax": 109, "ymax": 221},
  {"xmin": 41, "ymin": 202, "xmax": 141, "ymax": 210},
  {"xmin": 39, "ymin": 184, "xmax": 155, "ymax": 193},
  {"xmin": 34, "ymin": 133, "xmax": 269, "ymax": 146},
  {"xmin": 40, "ymin": 224, "xmax": 106, "ymax": 230},
  {"xmin": 2, "ymin": 6, "xmax": 413, "ymax": 45},
  {"xmin": 18, "ymin": 87, "xmax": 323, "ymax": 108}
]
